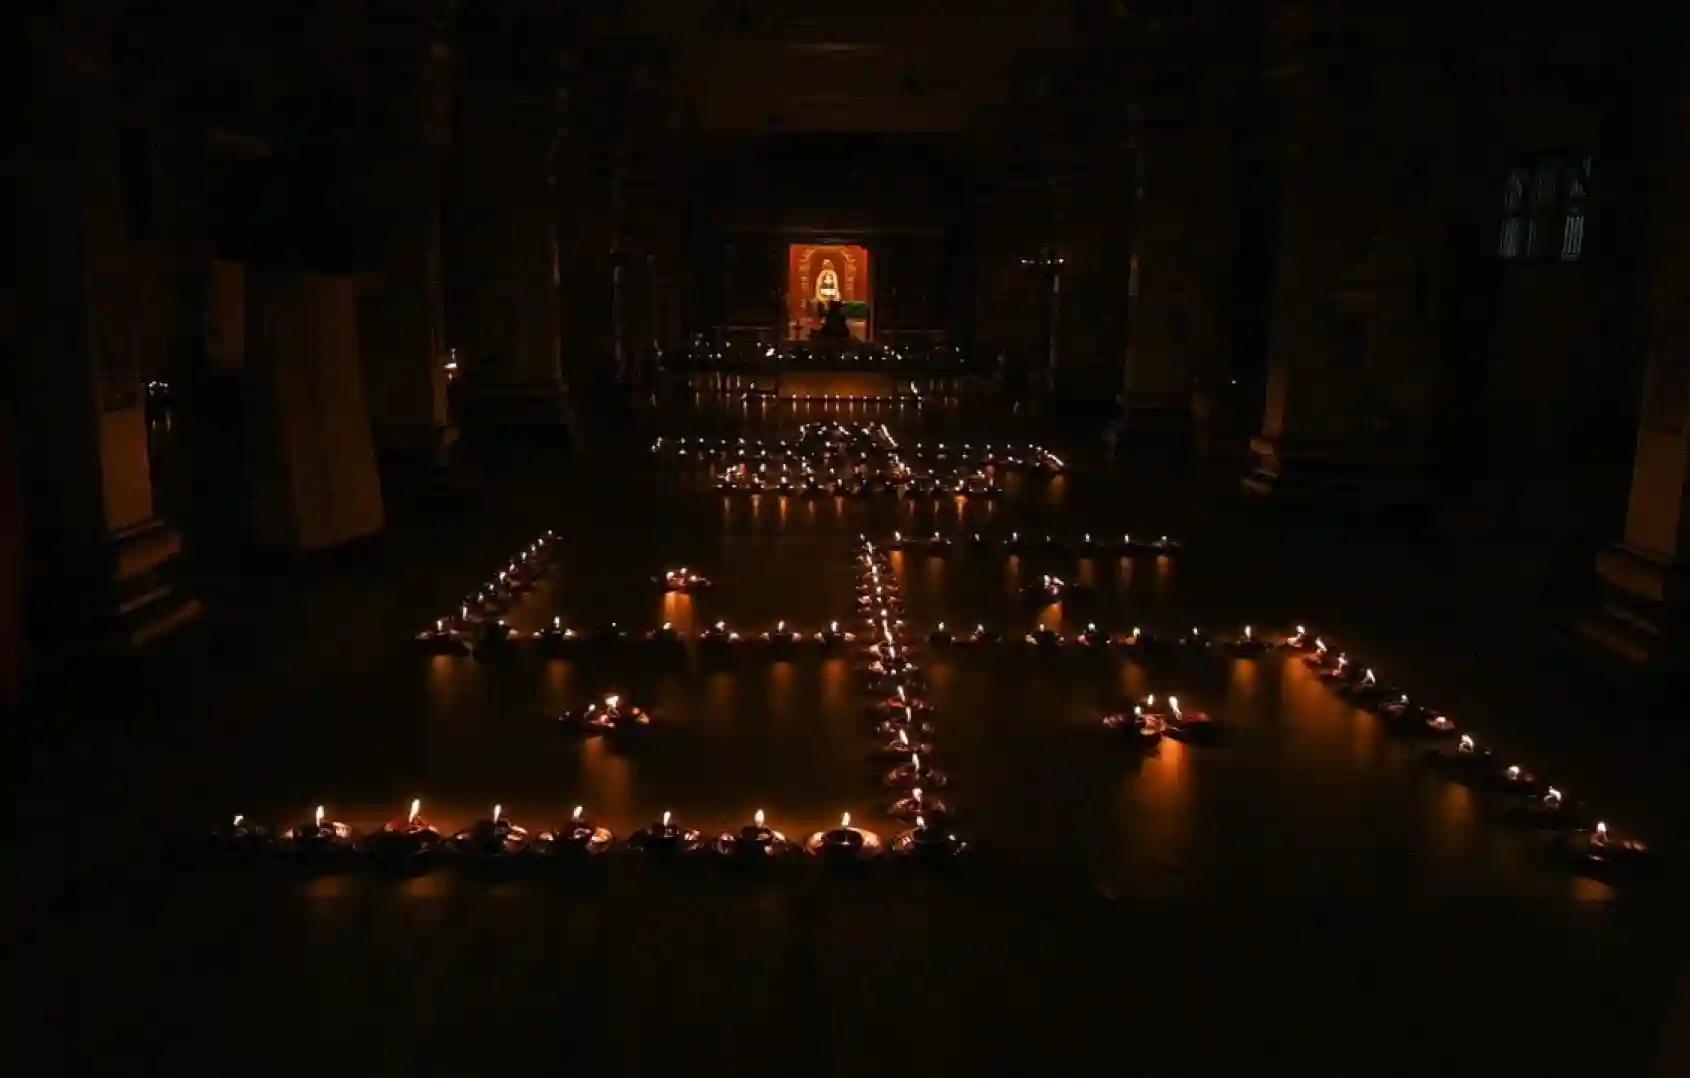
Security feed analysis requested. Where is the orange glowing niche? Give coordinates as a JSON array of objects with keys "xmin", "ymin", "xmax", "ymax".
[{"xmin": 787, "ymin": 243, "xmax": 871, "ymax": 341}]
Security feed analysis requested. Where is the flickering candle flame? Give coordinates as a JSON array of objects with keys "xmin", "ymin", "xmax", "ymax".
[
  {"xmin": 492, "ymin": 804, "xmax": 502, "ymax": 823},
  {"xmin": 1546, "ymin": 787, "xmax": 1562, "ymax": 805},
  {"xmin": 572, "ymin": 805, "xmax": 584, "ymax": 822},
  {"xmin": 840, "ymin": 812, "xmax": 852, "ymax": 829},
  {"xmin": 408, "ymin": 798, "xmax": 421, "ymax": 824},
  {"xmin": 715, "ymin": 621, "xmax": 725, "ymax": 631},
  {"xmin": 436, "ymin": 619, "xmax": 445, "ymax": 632},
  {"xmin": 1315, "ymin": 638, "xmax": 1326, "ymax": 652},
  {"xmin": 777, "ymin": 620, "xmax": 785, "ymax": 631},
  {"xmin": 1595, "ymin": 821, "xmax": 1608, "ymax": 841},
  {"xmin": 553, "ymin": 615, "xmax": 562, "ymax": 629},
  {"xmin": 315, "ymin": 805, "xmax": 325, "ymax": 828},
  {"xmin": 1146, "ymin": 694, "xmax": 1155, "ymax": 707},
  {"xmin": 754, "ymin": 809, "xmax": 765, "ymax": 828},
  {"xmin": 911, "ymin": 753, "xmax": 922, "ymax": 770},
  {"xmin": 1245, "ymin": 625, "xmax": 1253, "ymax": 640},
  {"xmin": 662, "ymin": 621, "xmax": 672, "ymax": 630},
  {"xmin": 1169, "ymin": 696, "xmax": 1181, "ymax": 717},
  {"xmin": 233, "ymin": 814, "xmax": 244, "ymax": 828},
  {"xmin": 912, "ymin": 787, "xmax": 923, "ymax": 803},
  {"xmin": 938, "ymin": 621, "xmax": 945, "ymax": 631},
  {"xmin": 606, "ymin": 694, "xmax": 620, "ymax": 709},
  {"xmin": 898, "ymin": 729, "xmax": 910, "ymax": 746},
  {"xmin": 662, "ymin": 810, "xmax": 672, "ymax": 827},
  {"xmin": 830, "ymin": 620, "xmax": 839, "ymax": 632},
  {"xmin": 1459, "ymin": 734, "xmax": 1475, "ymax": 752},
  {"xmin": 1363, "ymin": 668, "xmax": 1376, "ymax": 685},
  {"xmin": 916, "ymin": 814, "xmax": 927, "ymax": 830},
  {"xmin": 1506, "ymin": 766, "xmax": 1520, "ymax": 781}
]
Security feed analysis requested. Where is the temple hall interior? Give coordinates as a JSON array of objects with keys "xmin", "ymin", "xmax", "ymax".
[{"xmin": 9, "ymin": 2, "xmax": 1690, "ymax": 1074}]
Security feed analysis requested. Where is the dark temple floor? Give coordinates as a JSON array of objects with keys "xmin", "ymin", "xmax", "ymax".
[{"xmin": 12, "ymin": 378, "xmax": 1690, "ymax": 1076}]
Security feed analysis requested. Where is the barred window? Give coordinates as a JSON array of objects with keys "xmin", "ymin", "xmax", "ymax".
[{"xmin": 1497, "ymin": 153, "xmax": 1591, "ymax": 262}]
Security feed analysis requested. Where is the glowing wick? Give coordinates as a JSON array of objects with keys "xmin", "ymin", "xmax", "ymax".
[
  {"xmin": 1244, "ymin": 625, "xmax": 1253, "ymax": 640},
  {"xmin": 315, "ymin": 805, "xmax": 325, "ymax": 827},
  {"xmin": 840, "ymin": 812, "xmax": 852, "ymax": 829},
  {"xmin": 662, "ymin": 810, "xmax": 672, "ymax": 828},
  {"xmin": 408, "ymin": 798, "xmax": 421, "ymax": 824},
  {"xmin": 492, "ymin": 804, "xmax": 502, "ymax": 823},
  {"xmin": 572, "ymin": 805, "xmax": 584, "ymax": 822},
  {"xmin": 754, "ymin": 809, "xmax": 765, "ymax": 828}
]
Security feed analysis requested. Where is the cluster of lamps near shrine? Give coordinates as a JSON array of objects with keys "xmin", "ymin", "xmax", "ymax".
[
  {"xmin": 883, "ymin": 528, "xmax": 1176, "ymax": 558},
  {"xmin": 413, "ymin": 530, "xmax": 559, "ymax": 654},
  {"xmin": 199, "ymin": 799, "xmax": 952, "ymax": 870},
  {"xmin": 654, "ymin": 432, "xmax": 1065, "ymax": 473}
]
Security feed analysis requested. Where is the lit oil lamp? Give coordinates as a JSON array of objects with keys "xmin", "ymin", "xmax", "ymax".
[
  {"xmin": 1284, "ymin": 624, "xmax": 1313, "ymax": 650},
  {"xmin": 1507, "ymin": 785, "xmax": 1588, "ymax": 829},
  {"xmin": 928, "ymin": 620, "xmax": 955, "ymax": 645},
  {"xmin": 1178, "ymin": 625, "xmax": 1211, "ymax": 650},
  {"xmin": 363, "ymin": 797, "xmax": 443, "ymax": 869},
  {"xmin": 1487, "ymin": 762, "xmax": 1543, "ymax": 796},
  {"xmin": 1025, "ymin": 625, "xmax": 1064, "ymax": 648},
  {"xmin": 711, "ymin": 808, "xmax": 792, "ymax": 860},
  {"xmin": 1420, "ymin": 712, "xmax": 1459, "ymax": 738},
  {"xmin": 1339, "ymin": 666, "xmax": 1398, "ymax": 702},
  {"xmin": 1317, "ymin": 653, "xmax": 1363, "ymax": 685},
  {"xmin": 282, "ymin": 804, "xmax": 356, "ymax": 863},
  {"xmin": 1077, "ymin": 622, "xmax": 1108, "ymax": 647},
  {"xmin": 804, "ymin": 811, "xmax": 883, "ymax": 863},
  {"xmin": 1102, "ymin": 706, "xmax": 1166, "ymax": 747},
  {"xmin": 474, "ymin": 617, "xmax": 517, "ymax": 651},
  {"xmin": 629, "ymin": 810, "xmax": 702, "ymax": 855},
  {"xmin": 970, "ymin": 531, "xmax": 989, "ymax": 548},
  {"xmin": 660, "ymin": 567, "xmax": 712, "ymax": 593},
  {"xmin": 1149, "ymin": 535, "xmax": 1180, "ymax": 555},
  {"xmin": 888, "ymin": 786, "xmax": 950, "ymax": 822},
  {"xmin": 204, "ymin": 812, "xmax": 272, "ymax": 857},
  {"xmin": 1427, "ymin": 733, "xmax": 1494, "ymax": 780},
  {"xmin": 927, "ymin": 531, "xmax": 952, "ymax": 553},
  {"xmin": 647, "ymin": 621, "xmax": 683, "ymax": 646},
  {"xmin": 536, "ymin": 805, "xmax": 614, "ymax": 857},
  {"xmin": 1005, "ymin": 530, "xmax": 1027, "ymax": 552},
  {"xmin": 876, "ymin": 727, "xmax": 935, "ymax": 758},
  {"xmin": 1228, "ymin": 624, "xmax": 1270, "ymax": 656},
  {"xmin": 1302, "ymin": 638, "xmax": 1335, "ymax": 669},
  {"xmin": 815, "ymin": 620, "xmax": 853, "ymax": 647},
  {"xmin": 887, "ymin": 530, "xmax": 908, "ymax": 550},
  {"xmin": 537, "ymin": 616, "xmax": 581, "ymax": 651},
  {"xmin": 699, "ymin": 620, "xmax": 739, "ymax": 646},
  {"xmin": 450, "ymin": 803, "xmax": 532, "ymax": 860},
  {"xmin": 892, "ymin": 814, "xmax": 971, "ymax": 862},
  {"xmin": 963, "ymin": 623, "xmax": 1001, "ymax": 646},
  {"xmin": 762, "ymin": 620, "xmax": 799, "ymax": 648},
  {"xmin": 885, "ymin": 752, "xmax": 949, "ymax": 789},
  {"xmin": 415, "ymin": 618, "xmax": 469, "ymax": 655},
  {"xmin": 1563, "ymin": 821, "xmax": 1654, "ymax": 878},
  {"xmin": 1163, "ymin": 695, "xmax": 1220, "ymax": 742}
]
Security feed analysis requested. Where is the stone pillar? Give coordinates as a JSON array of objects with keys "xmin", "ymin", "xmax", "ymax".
[
  {"xmin": 19, "ymin": 18, "xmax": 199, "ymax": 647},
  {"xmin": 444, "ymin": 62, "xmax": 569, "ymax": 435},
  {"xmin": 359, "ymin": 8, "xmax": 455, "ymax": 463},
  {"xmin": 1122, "ymin": 115, "xmax": 1235, "ymax": 445},
  {"xmin": 1578, "ymin": 92, "xmax": 1690, "ymax": 665},
  {"xmin": 1242, "ymin": 36, "xmax": 1440, "ymax": 502}
]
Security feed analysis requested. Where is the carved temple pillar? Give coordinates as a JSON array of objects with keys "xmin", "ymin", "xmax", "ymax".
[
  {"xmin": 19, "ymin": 17, "xmax": 199, "ymax": 648},
  {"xmin": 443, "ymin": 42, "xmax": 569, "ymax": 436},
  {"xmin": 1242, "ymin": 19, "xmax": 1440, "ymax": 501},
  {"xmin": 1121, "ymin": 104, "xmax": 1236, "ymax": 445},
  {"xmin": 1579, "ymin": 90, "xmax": 1690, "ymax": 665},
  {"xmin": 358, "ymin": 5, "xmax": 455, "ymax": 464}
]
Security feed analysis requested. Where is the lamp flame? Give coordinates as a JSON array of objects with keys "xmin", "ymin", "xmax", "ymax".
[
  {"xmin": 840, "ymin": 812, "xmax": 852, "ymax": 829},
  {"xmin": 1459, "ymin": 734, "xmax": 1475, "ymax": 752},
  {"xmin": 605, "ymin": 694, "xmax": 620, "ymax": 709},
  {"xmin": 315, "ymin": 805, "xmax": 325, "ymax": 827},
  {"xmin": 572, "ymin": 805, "xmax": 584, "ymax": 822},
  {"xmin": 233, "ymin": 814, "xmax": 243, "ymax": 828},
  {"xmin": 1169, "ymin": 696, "xmax": 1181, "ymax": 717},
  {"xmin": 912, "ymin": 787, "xmax": 923, "ymax": 803},
  {"xmin": 916, "ymin": 814, "xmax": 927, "ymax": 830},
  {"xmin": 662, "ymin": 810, "xmax": 672, "ymax": 827},
  {"xmin": 492, "ymin": 804, "xmax": 502, "ymax": 823},
  {"xmin": 898, "ymin": 729, "xmax": 910, "ymax": 746},
  {"xmin": 408, "ymin": 798, "xmax": 421, "ymax": 824},
  {"xmin": 1595, "ymin": 821, "xmax": 1608, "ymax": 840},
  {"xmin": 754, "ymin": 809, "xmax": 765, "ymax": 828},
  {"xmin": 1506, "ymin": 766, "xmax": 1520, "ymax": 781}
]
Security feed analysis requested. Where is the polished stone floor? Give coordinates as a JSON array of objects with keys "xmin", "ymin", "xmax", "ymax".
[{"xmin": 13, "ymin": 375, "xmax": 1690, "ymax": 1075}]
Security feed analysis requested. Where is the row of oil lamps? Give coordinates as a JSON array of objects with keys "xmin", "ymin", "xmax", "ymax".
[
  {"xmin": 712, "ymin": 467, "xmax": 1003, "ymax": 499},
  {"xmin": 1280, "ymin": 627, "xmax": 1652, "ymax": 880},
  {"xmin": 881, "ymin": 529, "xmax": 1178, "ymax": 557},
  {"xmin": 412, "ymin": 529, "xmax": 566, "ymax": 652},
  {"xmin": 653, "ymin": 433, "xmax": 1064, "ymax": 472},
  {"xmin": 850, "ymin": 536, "xmax": 969, "ymax": 862},
  {"xmin": 200, "ymin": 800, "xmax": 952, "ymax": 870}
]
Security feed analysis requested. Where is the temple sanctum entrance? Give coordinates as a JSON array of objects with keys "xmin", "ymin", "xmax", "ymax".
[{"xmin": 786, "ymin": 242, "xmax": 872, "ymax": 342}]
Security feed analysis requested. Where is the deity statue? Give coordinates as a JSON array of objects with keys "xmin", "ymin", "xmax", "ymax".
[{"xmin": 814, "ymin": 259, "xmax": 841, "ymax": 306}]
